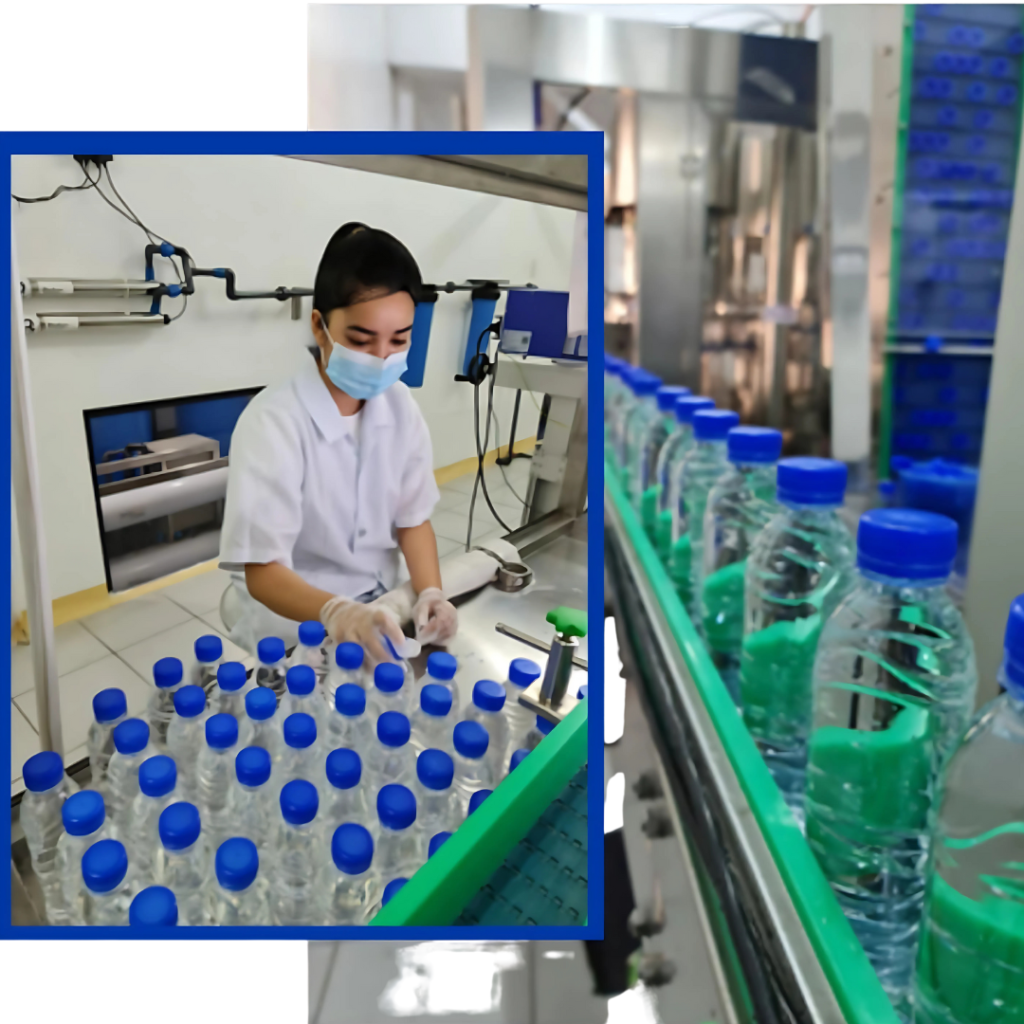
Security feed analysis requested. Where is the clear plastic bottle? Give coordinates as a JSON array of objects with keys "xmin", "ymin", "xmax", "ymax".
[
  {"xmin": 502, "ymin": 658, "xmax": 541, "ymax": 754},
  {"xmin": 154, "ymin": 802, "xmax": 208, "ymax": 926},
  {"xmin": 524, "ymin": 715, "xmax": 555, "ymax": 751},
  {"xmin": 323, "ymin": 683, "xmax": 375, "ymax": 757},
  {"xmin": 417, "ymin": 651, "xmax": 461, "ymax": 715},
  {"xmin": 604, "ymin": 356, "xmax": 629, "ymax": 447},
  {"xmin": 671, "ymin": 408, "xmax": 739, "ymax": 615},
  {"xmin": 365, "ymin": 711, "xmax": 416, "ymax": 799},
  {"xmin": 320, "ymin": 748, "xmax": 373, "ymax": 840},
  {"xmin": 209, "ymin": 661, "xmax": 248, "ymax": 721},
  {"xmin": 653, "ymin": 396, "xmax": 715, "ymax": 557},
  {"xmin": 270, "ymin": 779, "xmax": 321, "ymax": 925},
  {"xmin": 292, "ymin": 619, "xmax": 330, "ymax": 689},
  {"xmin": 374, "ymin": 784, "xmax": 420, "ymax": 886},
  {"xmin": 280, "ymin": 713, "xmax": 322, "ymax": 797},
  {"xmin": 129, "ymin": 885, "xmax": 177, "ymax": 926},
  {"xmin": 281, "ymin": 664, "xmax": 323, "ymax": 727},
  {"xmin": 21, "ymin": 752, "xmax": 77, "ymax": 924},
  {"xmin": 146, "ymin": 656, "xmax": 185, "ymax": 750},
  {"xmin": 239, "ymin": 687, "xmax": 284, "ymax": 765},
  {"xmin": 372, "ymin": 876, "xmax": 409, "ymax": 918},
  {"xmin": 57, "ymin": 789, "xmax": 109, "ymax": 925},
  {"xmin": 621, "ymin": 370, "xmax": 662, "ymax": 505},
  {"xmin": 326, "ymin": 642, "xmax": 366, "ymax": 712},
  {"xmin": 209, "ymin": 836, "xmax": 270, "ymax": 926},
  {"xmin": 427, "ymin": 832, "xmax": 451, "ymax": 859},
  {"xmin": 231, "ymin": 746, "xmax": 275, "ymax": 849},
  {"xmin": 635, "ymin": 384, "xmax": 690, "ymax": 530},
  {"xmin": 468, "ymin": 789, "xmax": 492, "ymax": 815},
  {"xmin": 409, "ymin": 683, "xmax": 456, "ymax": 757},
  {"xmin": 255, "ymin": 636, "xmax": 288, "ymax": 703},
  {"xmin": 700, "ymin": 426, "xmax": 783, "ymax": 702},
  {"xmin": 912, "ymin": 594, "xmax": 1024, "ymax": 1024},
  {"xmin": 451, "ymin": 721, "xmax": 496, "ymax": 816},
  {"xmin": 128, "ymin": 754, "xmax": 179, "ymax": 881},
  {"xmin": 460, "ymin": 680, "xmax": 510, "ymax": 778},
  {"xmin": 82, "ymin": 838, "xmax": 133, "ymax": 925},
  {"xmin": 87, "ymin": 687, "xmax": 127, "ymax": 803},
  {"xmin": 107, "ymin": 718, "xmax": 156, "ymax": 839},
  {"xmin": 196, "ymin": 713, "xmax": 240, "ymax": 845},
  {"xmin": 166, "ymin": 685, "xmax": 208, "ymax": 804},
  {"xmin": 804, "ymin": 509, "xmax": 978, "ymax": 1005},
  {"xmin": 368, "ymin": 662, "xmax": 411, "ymax": 719},
  {"xmin": 190, "ymin": 635, "xmax": 223, "ymax": 696},
  {"xmin": 509, "ymin": 748, "xmax": 530, "ymax": 772},
  {"xmin": 413, "ymin": 749, "xmax": 462, "ymax": 843},
  {"xmin": 321, "ymin": 823, "xmax": 379, "ymax": 925},
  {"xmin": 740, "ymin": 458, "xmax": 856, "ymax": 822}
]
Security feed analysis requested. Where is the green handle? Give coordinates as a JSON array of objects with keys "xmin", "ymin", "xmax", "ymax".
[{"xmin": 547, "ymin": 605, "xmax": 588, "ymax": 638}]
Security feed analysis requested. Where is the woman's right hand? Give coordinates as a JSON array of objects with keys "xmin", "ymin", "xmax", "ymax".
[{"xmin": 319, "ymin": 595, "xmax": 405, "ymax": 664}]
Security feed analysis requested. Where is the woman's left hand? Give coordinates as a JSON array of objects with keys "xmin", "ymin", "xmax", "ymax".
[{"xmin": 412, "ymin": 587, "xmax": 458, "ymax": 645}]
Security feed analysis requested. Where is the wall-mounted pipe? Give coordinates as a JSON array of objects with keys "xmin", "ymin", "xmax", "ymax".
[
  {"xmin": 100, "ymin": 466, "xmax": 229, "ymax": 533},
  {"xmin": 28, "ymin": 313, "xmax": 168, "ymax": 331},
  {"xmin": 22, "ymin": 278, "xmax": 159, "ymax": 297}
]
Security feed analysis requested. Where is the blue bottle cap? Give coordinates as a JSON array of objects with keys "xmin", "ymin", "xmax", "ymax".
[
  {"xmin": 215, "ymin": 837, "xmax": 260, "ymax": 891},
  {"xmin": 326, "ymin": 748, "xmax": 362, "ymax": 789},
  {"xmin": 416, "ymin": 748, "xmax": 454, "ymax": 791},
  {"xmin": 245, "ymin": 687, "xmax": 277, "ymax": 722},
  {"xmin": 510, "ymin": 748, "xmax": 530, "ymax": 772},
  {"xmin": 283, "ymin": 712, "xmax": 317, "ymax": 749},
  {"xmin": 577, "ymin": 685, "xmax": 589, "ymax": 700},
  {"xmin": 426, "ymin": 651, "xmax": 457, "ymax": 681},
  {"xmin": 1003, "ymin": 594, "xmax": 1024, "ymax": 697},
  {"xmin": 217, "ymin": 662, "xmax": 247, "ymax": 692},
  {"xmin": 655, "ymin": 384, "xmax": 691, "ymax": 412},
  {"xmin": 856, "ymin": 508, "xmax": 957, "ymax": 581},
  {"xmin": 508, "ymin": 658, "xmax": 541, "ymax": 688},
  {"xmin": 286, "ymin": 664, "xmax": 316, "ymax": 696},
  {"xmin": 194, "ymin": 635, "xmax": 222, "ymax": 663},
  {"xmin": 61, "ymin": 790, "xmax": 105, "ymax": 836},
  {"xmin": 374, "ymin": 662, "xmax": 405, "ymax": 693},
  {"xmin": 468, "ymin": 789, "xmax": 492, "ymax": 815},
  {"xmin": 675, "ymin": 395, "xmax": 715, "ymax": 424},
  {"xmin": 630, "ymin": 370, "xmax": 661, "ymax": 396},
  {"xmin": 336, "ymin": 642, "xmax": 364, "ymax": 670},
  {"xmin": 153, "ymin": 657, "xmax": 184, "ymax": 689},
  {"xmin": 81, "ymin": 839, "xmax": 129, "ymax": 894},
  {"xmin": 335, "ymin": 683, "xmax": 366, "ymax": 717},
  {"xmin": 693, "ymin": 408, "xmax": 740, "ymax": 441},
  {"xmin": 536, "ymin": 715, "xmax": 555, "ymax": 736},
  {"xmin": 298, "ymin": 620, "xmax": 326, "ymax": 647},
  {"xmin": 92, "ymin": 688, "xmax": 127, "ymax": 724},
  {"xmin": 158, "ymin": 802, "xmax": 201, "ymax": 851},
  {"xmin": 377, "ymin": 784, "xmax": 417, "ymax": 831},
  {"xmin": 22, "ymin": 751, "xmax": 64, "ymax": 792},
  {"xmin": 472, "ymin": 680, "xmax": 506, "ymax": 713},
  {"xmin": 112, "ymin": 718, "xmax": 150, "ymax": 755},
  {"xmin": 235, "ymin": 746, "xmax": 272, "ymax": 788},
  {"xmin": 129, "ymin": 886, "xmax": 178, "ymax": 926},
  {"xmin": 257, "ymin": 637, "xmax": 285, "ymax": 665},
  {"xmin": 727, "ymin": 426, "xmax": 783, "ymax": 464},
  {"xmin": 331, "ymin": 823, "xmax": 374, "ymax": 876},
  {"xmin": 428, "ymin": 831, "xmax": 452, "ymax": 859},
  {"xmin": 205, "ymin": 713, "xmax": 239, "ymax": 750},
  {"xmin": 382, "ymin": 878, "xmax": 408, "ymax": 906},
  {"xmin": 776, "ymin": 457, "xmax": 848, "ymax": 507},
  {"xmin": 420, "ymin": 683, "xmax": 453, "ymax": 717},
  {"xmin": 453, "ymin": 720, "xmax": 489, "ymax": 759},
  {"xmin": 173, "ymin": 685, "xmax": 206, "ymax": 718},
  {"xmin": 377, "ymin": 711, "xmax": 410, "ymax": 748},
  {"xmin": 890, "ymin": 455, "xmax": 914, "ymax": 476},
  {"xmin": 280, "ymin": 778, "xmax": 319, "ymax": 826},
  {"xmin": 139, "ymin": 755, "xmax": 177, "ymax": 798}
]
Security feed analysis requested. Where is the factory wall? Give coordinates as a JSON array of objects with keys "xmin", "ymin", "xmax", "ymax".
[{"xmin": 11, "ymin": 154, "xmax": 577, "ymax": 601}]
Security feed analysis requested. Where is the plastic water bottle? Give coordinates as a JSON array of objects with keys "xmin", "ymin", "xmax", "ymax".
[
  {"xmin": 365, "ymin": 711, "xmax": 416, "ymax": 797},
  {"xmin": 604, "ymin": 357, "xmax": 630, "ymax": 446},
  {"xmin": 413, "ymin": 749, "xmax": 462, "ymax": 842},
  {"xmin": 524, "ymin": 715, "xmax": 555, "ymax": 751},
  {"xmin": 209, "ymin": 662, "xmax": 248, "ymax": 721},
  {"xmin": 375, "ymin": 784, "xmax": 420, "ymax": 885},
  {"xmin": 740, "ymin": 458, "xmax": 856, "ymax": 822},
  {"xmin": 409, "ymin": 683, "xmax": 456, "ymax": 756},
  {"xmin": 270, "ymin": 779, "xmax": 321, "ymax": 925},
  {"xmin": 57, "ymin": 790, "xmax": 109, "ymax": 925},
  {"xmin": 460, "ymin": 680, "xmax": 510, "ymax": 778},
  {"xmin": 374, "ymin": 877, "xmax": 409, "ymax": 917},
  {"xmin": 653, "ymin": 396, "xmax": 715, "ymax": 557},
  {"xmin": 700, "ymin": 426, "xmax": 783, "ymax": 702},
  {"xmin": 154, "ymin": 802, "xmax": 208, "ymax": 926},
  {"xmin": 147, "ymin": 656, "xmax": 184, "ymax": 750},
  {"xmin": 451, "ymin": 721, "xmax": 495, "ymax": 816},
  {"xmin": 190, "ymin": 635, "xmax": 223, "ymax": 695},
  {"xmin": 231, "ymin": 746, "xmax": 275, "ymax": 848},
  {"xmin": 428, "ymin": 832, "xmax": 451, "ymax": 859},
  {"xmin": 196, "ymin": 713, "xmax": 240, "ymax": 843},
  {"xmin": 256, "ymin": 636, "xmax": 288, "ymax": 702},
  {"xmin": 502, "ymin": 659, "xmax": 541, "ymax": 753},
  {"xmin": 320, "ymin": 748, "xmax": 373, "ymax": 839},
  {"xmin": 291, "ymin": 619, "xmax": 330, "ymax": 688},
  {"xmin": 87, "ymin": 688, "xmax": 127, "ymax": 802},
  {"xmin": 165, "ymin": 685, "xmax": 207, "ymax": 804},
  {"xmin": 129, "ymin": 886, "xmax": 178, "ymax": 926},
  {"xmin": 281, "ymin": 664, "xmax": 322, "ymax": 726},
  {"xmin": 280, "ymin": 713, "xmax": 321, "ymax": 796},
  {"xmin": 468, "ymin": 789, "xmax": 492, "ymax": 815},
  {"xmin": 912, "ymin": 594, "xmax": 1024, "ymax": 1024},
  {"xmin": 419, "ymin": 651, "xmax": 461, "ymax": 715},
  {"xmin": 327, "ymin": 642, "xmax": 366, "ymax": 711},
  {"xmin": 107, "ymin": 718, "xmax": 155, "ymax": 838},
  {"xmin": 635, "ymin": 384, "xmax": 691, "ymax": 530},
  {"xmin": 82, "ymin": 838, "xmax": 133, "ymax": 925},
  {"xmin": 509, "ymin": 748, "xmax": 530, "ymax": 772},
  {"xmin": 323, "ymin": 683, "xmax": 375, "ymax": 756},
  {"xmin": 804, "ymin": 509, "xmax": 978, "ymax": 1005},
  {"xmin": 321, "ymin": 823, "xmax": 379, "ymax": 925},
  {"xmin": 239, "ymin": 687, "xmax": 284, "ymax": 765},
  {"xmin": 209, "ymin": 837, "xmax": 270, "ymax": 926},
  {"xmin": 128, "ymin": 755, "xmax": 179, "ymax": 880},
  {"xmin": 621, "ymin": 370, "xmax": 662, "ymax": 504},
  {"xmin": 369, "ymin": 662, "xmax": 411, "ymax": 719}
]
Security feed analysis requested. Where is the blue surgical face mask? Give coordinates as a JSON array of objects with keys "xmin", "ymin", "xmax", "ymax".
[{"xmin": 320, "ymin": 319, "xmax": 408, "ymax": 400}]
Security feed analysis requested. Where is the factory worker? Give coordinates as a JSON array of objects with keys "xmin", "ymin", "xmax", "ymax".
[{"xmin": 219, "ymin": 222, "xmax": 458, "ymax": 662}]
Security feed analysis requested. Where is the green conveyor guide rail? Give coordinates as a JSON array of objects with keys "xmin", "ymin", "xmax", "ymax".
[{"xmin": 606, "ymin": 465, "xmax": 899, "ymax": 1024}]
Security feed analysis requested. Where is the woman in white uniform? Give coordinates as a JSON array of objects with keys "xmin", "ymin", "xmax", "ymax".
[{"xmin": 219, "ymin": 222, "xmax": 458, "ymax": 662}]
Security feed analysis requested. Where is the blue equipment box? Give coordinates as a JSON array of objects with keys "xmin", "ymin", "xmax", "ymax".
[{"xmin": 498, "ymin": 290, "xmax": 586, "ymax": 361}]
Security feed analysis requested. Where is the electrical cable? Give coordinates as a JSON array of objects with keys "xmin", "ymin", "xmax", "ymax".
[
  {"xmin": 12, "ymin": 171, "xmax": 96, "ymax": 204},
  {"xmin": 488, "ymin": 349, "xmax": 528, "ymax": 508}
]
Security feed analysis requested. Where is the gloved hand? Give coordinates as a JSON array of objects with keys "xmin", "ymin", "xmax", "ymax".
[
  {"xmin": 320, "ymin": 595, "xmax": 405, "ymax": 664},
  {"xmin": 412, "ymin": 587, "xmax": 458, "ymax": 645}
]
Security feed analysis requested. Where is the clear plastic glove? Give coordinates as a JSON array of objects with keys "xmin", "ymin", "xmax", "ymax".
[
  {"xmin": 319, "ymin": 595, "xmax": 405, "ymax": 665},
  {"xmin": 412, "ymin": 587, "xmax": 458, "ymax": 646}
]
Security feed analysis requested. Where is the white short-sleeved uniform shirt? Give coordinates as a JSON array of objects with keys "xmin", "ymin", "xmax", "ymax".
[{"xmin": 219, "ymin": 355, "xmax": 440, "ymax": 655}]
